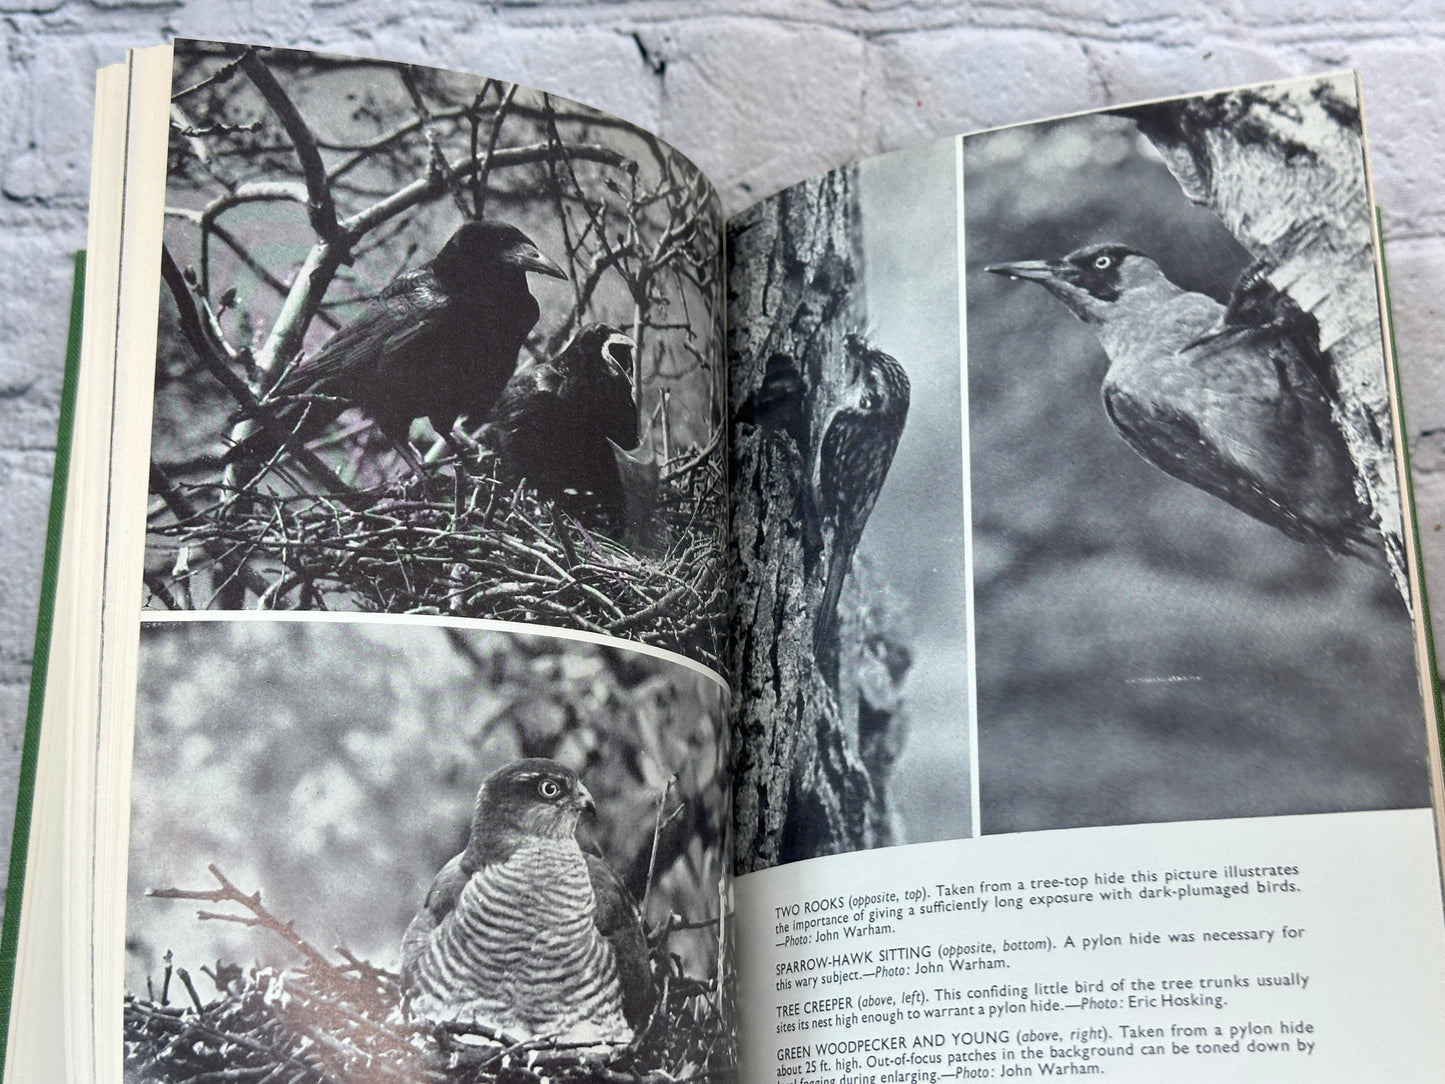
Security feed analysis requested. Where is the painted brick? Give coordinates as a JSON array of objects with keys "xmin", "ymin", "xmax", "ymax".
[
  {"xmin": 0, "ymin": 679, "xmax": 26, "ymax": 913},
  {"xmin": 1385, "ymin": 237, "xmax": 1445, "ymax": 430},
  {"xmin": 652, "ymin": 17, "xmax": 868, "ymax": 211},
  {"xmin": 1, "ymin": 34, "xmax": 125, "ymax": 204},
  {"xmin": 0, "ymin": 452, "xmax": 54, "ymax": 678},
  {"xmin": 859, "ymin": 27, "xmax": 1098, "ymax": 152},
  {"xmin": 0, "ymin": 229, "xmax": 80, "ymax": 448}
]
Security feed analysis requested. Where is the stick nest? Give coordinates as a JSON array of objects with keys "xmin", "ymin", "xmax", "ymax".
[
  {"xmin": 146, "ymin": 454, "xmax": 728, "ymax": 670},
  {"xmin": 125, "ymin": 867, "xmax": 736, "ymax": 1084}
]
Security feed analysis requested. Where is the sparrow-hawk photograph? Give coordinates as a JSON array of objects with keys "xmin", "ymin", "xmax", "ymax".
[{"xmin": 124, "ymin": 619, "xmax": 733, "ymax": 1080}]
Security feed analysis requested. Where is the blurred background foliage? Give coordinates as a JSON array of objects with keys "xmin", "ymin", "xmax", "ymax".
[
  {"xmin": 127, "ymin": 621, "xmax": 728, "ymax": 994},
  {"xmin": 964, "ymin": 114, "xmax": 1429, "ymax": 834},
  {"xmin": 853, "ymin": 138, "xmax": 970, "ymax": 844}
]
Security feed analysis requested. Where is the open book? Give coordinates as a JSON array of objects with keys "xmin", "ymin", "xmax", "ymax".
[{"xmin": 6, "ymin": 38, "xmax": 1445, "ymax": 1082}]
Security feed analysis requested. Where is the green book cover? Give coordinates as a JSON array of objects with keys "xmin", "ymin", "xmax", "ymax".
[
  {"xmin": 1376, "ymin": 212, "xmax": 1445, "ymax": 736},
  {"xmin": 0, "ymin": 250, "xmax": 86, "ymax": 1074}
]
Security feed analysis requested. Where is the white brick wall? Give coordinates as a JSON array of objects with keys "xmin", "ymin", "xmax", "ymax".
[{"xmin": 2, "ymin": 1, "xmax": 1443, "ymax": 868}]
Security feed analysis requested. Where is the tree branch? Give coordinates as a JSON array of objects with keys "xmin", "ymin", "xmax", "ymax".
[{"xmin": 239, "ymin": 51, "xmax": 340, "ymax": 245}]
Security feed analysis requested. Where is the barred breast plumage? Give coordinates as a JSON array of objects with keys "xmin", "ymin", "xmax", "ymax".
[{"xmin": 401, "ymin": 759, "xmax": 650, "ymax": 1044}]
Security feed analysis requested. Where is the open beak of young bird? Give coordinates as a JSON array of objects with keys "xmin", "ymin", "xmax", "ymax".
[
  {"xmin": 506, "ymin": 239, "xmax": 569, "ymax": 280},
  {"xmin": 984, "ymin": 258, "xmax": 1059, "ymax": 283},
  {"xmin": 602, "ymin": 332, "xmax": 636, "ymax": 384}
]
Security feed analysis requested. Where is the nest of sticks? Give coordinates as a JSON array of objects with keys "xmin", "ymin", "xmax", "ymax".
[
  {"xmin": 124, "ymin": 867, "xmax": 737, "ymax": 1084},
  {"xmin": 146, "ymin": 451, "xmax": 729, "ymax": 669}
]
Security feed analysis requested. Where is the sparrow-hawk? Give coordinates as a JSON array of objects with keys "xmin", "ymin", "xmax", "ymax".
[{"xmin": 401, "ymin": 758, "xmax": 652, "ymax": 1043}]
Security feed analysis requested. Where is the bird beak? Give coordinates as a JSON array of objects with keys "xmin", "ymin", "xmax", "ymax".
[
  {"xmin": 607, "ymin": 437, "xmax": 652, "ymax": 463},
  {"xmin": 984, "ymin": 259, "xmax": 1058, "ymax": 283},
  {"xmin": 506, "ymin": 241, "xmax": 568, "ymax": 280},
  {"xmin": 574, "ymin": 782, "xmax": 597, "ymax": 814},
  {"xmin": 602, "ymin": 333, "xmax": 636, "ymax": 383}
]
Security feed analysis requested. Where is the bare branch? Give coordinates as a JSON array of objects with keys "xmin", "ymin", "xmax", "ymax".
[
  {"xmin": 160, "ymin": 246, "xmax": 352, "ymax": 494},
  {"xmin": 238, "ymin": 51, "xmax": 340, "ymax": 245},
  {"xmin": 474, "ymin": 82, "xmax": 519, "ymax": 217},
  {"xmin": 148, "ymin": 864, "xmax": 341, "ymax": 978}
]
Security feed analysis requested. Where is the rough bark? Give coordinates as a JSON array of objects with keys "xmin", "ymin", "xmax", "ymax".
[
  {"xmin": 1123, "ymin": 73, "xmax": 1407, "ymax": 598},
  {"xmin": 726, "ymin": 168, "xmax": 910, "ymax": 874}
]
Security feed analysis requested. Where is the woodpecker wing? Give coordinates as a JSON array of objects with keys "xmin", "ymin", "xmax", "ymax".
[
  {"xmin": 1186, "ymin": 323, "xmax": 1377, "ymax": 553},
  {"xmin": 1103, "ymin": 349, "xmax": 1376, "ymax": 559}
]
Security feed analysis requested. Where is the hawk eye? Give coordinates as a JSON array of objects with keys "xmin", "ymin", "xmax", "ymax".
[
  {"xmin": 538, "ymin": 779, "xmax": 563, "ymax": 799},
  {"xmin": 1093, "ymin": 254, "xmax": 1113, "ymax": 270},
  {"xmin": 860, "ymin": 393, "xmax": 877, "ymax": 411}
]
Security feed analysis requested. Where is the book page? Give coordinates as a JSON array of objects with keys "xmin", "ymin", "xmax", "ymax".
[
  {"xmin": 103, "ymin": 40, "xmax": 735, "ymax": 1084},
  {"xmin": 727, "ymin": 73, "xmax": 1445, "ymax": 1082}
]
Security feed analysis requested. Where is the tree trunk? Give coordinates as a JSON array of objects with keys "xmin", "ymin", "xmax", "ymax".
[
  {"xmin": 1123, "ymin": 73, "xmax": 1407, "ymax": 597},
  {"xmin": 727, "ymin": 168, "xmax": 910, "ymax": 873}
]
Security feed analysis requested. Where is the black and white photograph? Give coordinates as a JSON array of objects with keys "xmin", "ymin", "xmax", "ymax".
[
  {"xmin": 727, "ymin": 137, "xmax": 970, "ymax": 873},
  {"xmin": 147, "ymin": 41, "xmax": 728, "ymax": 670},
  {"xmin": 124, "ymin": 619, "xmax": 733, "ymax": 1082},
  {"xmin": 965, "ymin": 74, "xmax": 1432, "ymax": 834}
]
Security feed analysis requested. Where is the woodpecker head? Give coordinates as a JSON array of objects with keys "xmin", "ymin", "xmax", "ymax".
[{"xmin": 985, "ymin": 244, "xmax": 1170, "ymax": 325}]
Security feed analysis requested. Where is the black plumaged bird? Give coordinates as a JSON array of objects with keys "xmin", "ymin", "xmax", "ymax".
[
  {"xmin": 228, "ymin": 220, "xmax": 566, "ymax": 472},
  {"xmin": 813, "ymin": 334, "xmax": 911, "ymax": 686},
  {"xmin": 401, "ymin": 758, "xmax": 654, "ymax": 1043},
  {"xmin": 985, "ymin": 243, "xmax": 1380, "ymax": 559},
  {"xmin": 487, "ymin": 324, "xmax": 638, "ymax": 521}
]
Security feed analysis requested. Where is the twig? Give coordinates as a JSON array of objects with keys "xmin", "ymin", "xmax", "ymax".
[
  {"xmin": 643, "ymin": 776, "xmax": 678, "ymax": 911},
  {"xmin": 474, "ymin": 82, "xmax": 518, "ymax": 218},
  {"xmin": 148, "ymin": 864, "xmax": 344, "ymax": 980},
  {"xmin": 160, "ymin": 247, "xmax": 352, "ymax": 496},
  {"xmin": 239, "ymin": 52, "xmax": 339, "ymax": 244}
]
